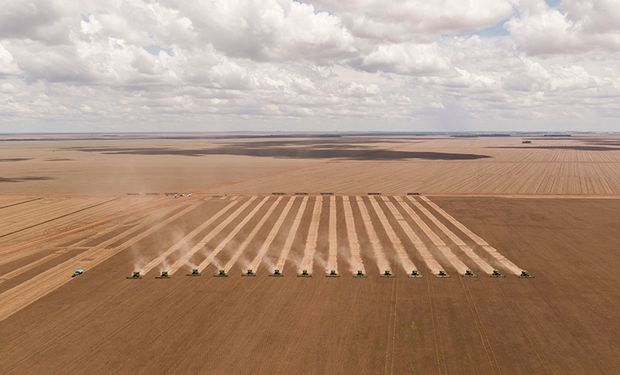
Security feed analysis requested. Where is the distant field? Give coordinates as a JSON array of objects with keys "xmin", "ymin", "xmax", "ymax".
[{"xmin": 0, "ymin": 135, "xmax": 619, "ymax": 195}]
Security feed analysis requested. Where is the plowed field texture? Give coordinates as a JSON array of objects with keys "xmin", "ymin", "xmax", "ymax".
[{"xmin": 1, "ymin": 134, "xmax": 619, "ymax": 374}]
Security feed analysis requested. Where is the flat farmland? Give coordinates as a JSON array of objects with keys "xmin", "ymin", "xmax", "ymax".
[{"xmin": 1, "ymin": 134, "xmax": 619, "ymax": 374}]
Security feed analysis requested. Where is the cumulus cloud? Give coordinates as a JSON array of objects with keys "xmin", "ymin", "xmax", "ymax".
[{"xmin": 0, "ymin": 0, "xmax": 619, "ymax": 132}]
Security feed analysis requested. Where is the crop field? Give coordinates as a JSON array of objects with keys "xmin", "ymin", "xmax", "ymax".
[{"xmin": 1, "ymin": 135, "xmax": 619, "ymax": 374}]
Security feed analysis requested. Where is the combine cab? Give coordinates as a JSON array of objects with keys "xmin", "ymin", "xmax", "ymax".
[
  {"xmin": 409, "ymin": 269, "xmax": 422, "ymax": 278},
  {"xmin": 436, "ymin": 270, "xmax": 449, "ymax": 278},
  {"xmin": 215, "ymin": 269, "xmax": 228, "ymax": 277},
  {"xmin": 381, "ymin": 269, "xmax": 393, "ymax": 278},
  {"xmin": 72, "ymin": 268, "xmax": 84, "ymax": 278},
  {"xmin": 187, "ymin": 268, "xmax": 201, "ymax": 276},
  {"xmin": 298, "ymin": 269, "xmax": 311, "ymax": 277},
  {"xmin": 490, "ymin": 270, "xmax": 505, "ymax": 278},
  {"xmin": 127, "ymin": 271, "xmax": 142, "ymax": 279},
  {"xmin": 519, "ymin": 270, "xmax": 533, "ymax": 278},
  {"xmin": 270, "ymin": 269, "xmax": 283, "ymax": 277},
  {"xmin": 242, "ymin": 269, "xmax": 256, "ymax": 277},
  {"xmin": 156, "ymin": 271, "xmax": 170, "ymax": 279},
  {"xmin": 326, "ymin": 269, "xmax": 339, "ymax": 277},
  {"xmin": 354, "ymin": 270, "xmax": 367, "ymax": 278},
  {"xmin": 463, "ymin": 269, "xmax": 477, "ymax": 278}
]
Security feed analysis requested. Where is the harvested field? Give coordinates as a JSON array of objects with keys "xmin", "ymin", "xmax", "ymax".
[{"xmin": 0, "ymin": 194, "xmax": 618, "ymax": 373}]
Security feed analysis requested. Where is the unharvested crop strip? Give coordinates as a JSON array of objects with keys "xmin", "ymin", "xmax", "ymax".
[
  {"xmin": 395, "ymin": 196, "xmax": 468, "ymax": 274},
  {"xmin": 408, "ymin": 196, "xmax": 494, "ymax": 274},
  {"xmin": 168, "ymin": 197, "xmax": 257, "ymax": 274},
  {"xmin": 342, "ymin": 196, "xmax": 365, "ymax": 273},
  {"xmin": 249, "ymin": 196, "xmax": 297, "ymax": 272},
  {"xmin": 0, "ymin": 202, "xmax": 200, "ymax": 322},
  {"xmin": 274, "ymin": 196, "xmax": 309, "ymax": 271},
  {"xmin": 298, "ymin": 196, "xmax": 323, "ymax": 273},
  {"xmin": 381, "ymin": 197, "xmax": 442, "ymax": 273},
  {"xmin": 223, "ymin": 197, "xmax": 283, "ymax": 273},
  {"xmin": 327, "ymin": 195, "xmax": 338, "ymax": 272},
  {"xmin": 368, "ymin": 196, "xmax": 417, "ymax": 274},
  {"xmin": 196, "ymin": 196, "xmax": 269, "ymax": 273},
  {"xmin": 419, "ymin": 196, "xmax": 522, "ymax": 275},
  {"xmin": 140, "ymin": 200, "xmax": 239, "ymax": 275},
  {"xmin": 355, "ymin": 196, "xmax": 390, "ymax": 272}
]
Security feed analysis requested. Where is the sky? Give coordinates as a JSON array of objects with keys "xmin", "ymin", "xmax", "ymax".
[{"xmin": 0, "ymin": 0, "xmax": 619, "ymax": 133}]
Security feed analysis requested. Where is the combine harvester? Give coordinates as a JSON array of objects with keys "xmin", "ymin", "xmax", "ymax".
[
  {"xmin": 409, "ymin": 269, "xmax": 422, "ymax": 278},
  {"xmin": 326, "ymin": 269, "xmax": 339, "ymax": 277},
  {"xmin": 270, "ymin": 269, "xmax": 283, "ymax": 277},
  {"xmin": 156, "ymin": 271, "xmax": 170, "ymax": 279},
  {"xmin": 354, "ymin": 270, "xmax": 367, "ymax": 278},
  {"xmin": 491, "ymin": 270, "xmax": 505, "ymax": 278},
  {"xmin": 187, "ymin": 268, "xmax": 201, "ymax": 276},
  {"xmin": 463, "ymin": 269, "xmax": 477, "ymax": 278},
  {"xmin": 215, "ymin": 269, "xmax": 228, "ymax": 277},
  {"xmin": 381, "ymin": 269, "xmax": 393, "ymax": 278},
  {"xmin": 242, "ymin": 269, "xmax": 256, "ymax": 277},
  {"xmin": 436, "ymin": 270, "xmax": 450, "ymax": 278},
  {"xmin": 127, "ymin": 271, "xmax": 143, "ymax": 279},
  {"xmin": 520, "ymin": 270, "xmax": 534, "ymax": 278},
  {"xmin": 298, "ymin": 269, "xmax": 311, "ymax": 277}
]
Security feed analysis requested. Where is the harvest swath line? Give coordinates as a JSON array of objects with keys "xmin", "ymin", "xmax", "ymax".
[
  {"xmin": 274, "ymin": 196, "xmax": 309, "ymax": 272},
  {"xmin": 394, "ymin": 196, "xmax": 469, "ymax": 274},
  {"xmin": 327, "ymin": 195, "xmax": 338, "ymax": 273},
  {"xmin": 382, "ymin": 197, "xmax": 443, "ymax": 274},
  {"xmin": 0, "ymin": 197, "xmax": 42, "ymax": 210},
  {"xmin": 223, "ymin": 197, "xmax": 282, "ymax": 273},
  {"xmin": 249, "ymin": 196, "xmax": 297, "ymax": 273},
  {"xmin": 168, "ymin": 197, "xmax": 255, "ymax": 275},
  {"xmin": 408, "ymin": 196, "xmax": 494, "ymax": 275},
  {"xmin": 299, "ymin": 196, "xmax": 323, "ymax": 274},
  {"xmin": 140, "ymin": 200, "xmax": 239, "ymax": 275},
  {"xmin": 0, "ymin": 202, "xmax": 200, "ymax": 322},
  {"xmin": 355, "ymin": 195, "xmax": 390, "ymax": 273},
  {"xmin": 196, "ymin": 196, "xmax": 269, "ymax": 274},
  {"xmin": 342, "ymin": 196, "xmax": 365, "ymax": 274},
  {"xmin": 368, "ymin": 196, "xmax": 417, "ymax": 275},
  {"xmin": 420, "ymin": 196, "xmax": 523, "ymax": 275}
]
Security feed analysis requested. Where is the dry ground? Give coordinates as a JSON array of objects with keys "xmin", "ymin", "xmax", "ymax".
[{"xmin": 1, "ymin": 134, "xmax": 619, "ymax": 374}]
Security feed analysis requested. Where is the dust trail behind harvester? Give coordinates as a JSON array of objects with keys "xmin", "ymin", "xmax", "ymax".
[
  {"xmin": 274, "ymin": 196, "xmax": 309, "ymax": 272},
  {"xmin": 419, "ymin": 196, "xmax": 523, "ymax": 275},
  {"xmin": 326, "ymin": 195, "xmax": 338, "ymax": 273},
  {"xmin": 249, "ymin": 196, "xmax": 297, "ymax": 272},
  {"xmin": 355, "ymin": 196, "xmax": 390, "ymax": 273},
  {"xmin": 298, "ymin": 196, "xmax": 323, "ymax": 274},
  {"xmin": 342, "ymin": 196, "xmax": 365, "ymax": 274},
  {"xmin": 168, "ymin": 197, "xmax": 256, "ymax": 274}
]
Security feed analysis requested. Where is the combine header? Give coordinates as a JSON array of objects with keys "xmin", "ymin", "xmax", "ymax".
[
  {"xmin": 436, "ymin": 270, "xmax": 450, "ymax": 278},
  {"xmin": 127, "ymin": 271, "xmax": 143, "ymax": 279},
  {"xmin": 463, "ymin": 270, "xmax": 477, "ymax": 278},
  {"xmin": 409, "ymin": 269, "xmax": 422, "ymax": 278},
  {"xmin": 298, "ymin": 269, "xmax": 311, "ymax": 277},
  {"xmin": 215, "ymin": 269, "xmax": 228, "ymax": 277},
  {"xmin": 354, "ymin": 270, "xmax": 367, "ymax": 278},
  {"xmin": 381, "ymin": 269, "xmax": 393, "ymax": 278},
  {"xmin": 490, "ymin": 270, "xmax": 505, "ymax": 278},
  {"xmin": 326, "ymin": 269, "xmax": 340, "ymax": 277},
  {"xmin": 71, "ymin": 268, "xmax": 84, "ymax": 278},
  {"xmin": 187, "ymin": 268, "xmax": 201, "ymax": 276},
  {"xmin": 156, "ymin": 271, "xmax": 170, "ymax": 279},
  {"xmin": 270, "ymin": 269, "xmax": 283, "ymax": 277},
  {"xmin": 243, "ymin": 269, "xmax": 256, "ymax": 277}
]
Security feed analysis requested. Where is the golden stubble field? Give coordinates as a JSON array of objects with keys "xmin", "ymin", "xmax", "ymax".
[{"xmin": 1, "ymin": 134, "xmax": 619, "ymax": 374}]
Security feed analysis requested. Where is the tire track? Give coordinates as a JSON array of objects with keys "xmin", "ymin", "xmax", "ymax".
[{"xmin": 0, "ymin": 197, "xmax": 42, "ymax": 210}]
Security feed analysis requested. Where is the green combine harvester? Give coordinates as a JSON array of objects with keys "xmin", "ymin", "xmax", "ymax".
[
  {"xmin": 187, "ymin": 268, "xmax": 201, "ymax": 276},
  {"xmin": 381, "ymin": 269, "xmax": 393, "ymax": 277},
  {"xmin": 298, "ymin": 269, "xmax": 311, "ymax": 277},
  {"xmin": 326, "ymin": 269, "xmax": 339, "ymax": 277},
  {"xmin": 436, "ymin": 270, "xmax": 449, "ymax": 278},
  {"xmin": 354, "ymin": 270, "xmax": 367, "ymax": 278},
  {"xmin": 490, "ymin": 270, "xmax": 505, "ymax": 278},
  {"xmin": 270, "ymin": 269, "xmax": 283, "ymax": 277},
  {"xmin": 156, "ymin": 271, "xmax": 170, "ymax": 279},
  {"xmin": 243, "ymin": 268, "xmax": 256, "ymax": 277},
  {"xmin": 463, "ymin": 269, "xmax": 477, "ymax": 278},
  {"xmin": 215, "ymin": 269, "xmax": 228, "ymax": 277},
  {"xmin": 127, "ymin": 271, "xmax": 142, "ymax": 279},
  {"xmin": 519, "ymin": 270, "xmax": 533, "ymax": 278},
  {"xmin": 409, "ymin": 269, "xmax": 422, "ymax": 278}
]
